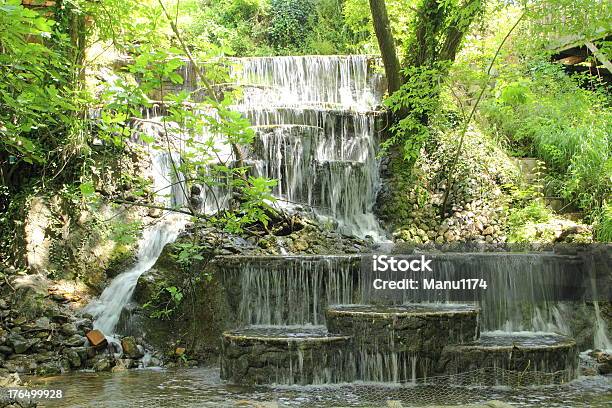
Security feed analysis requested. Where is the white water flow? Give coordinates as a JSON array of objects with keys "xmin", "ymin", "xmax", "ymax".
[
  {"xmin": 86, "ymin": 152, "xmax": 188, "ymax": 335},
  {"xmin": 592, "ymin": 273, "xmax": 612, "ymax": 350},
  {"xmin": 144, "ymin": 56, "xmax": 388, "ymax": 239},
  {"xmin": 594, "ymin": 300, "xmax": 612, "ymax": 351},
  {"xmin": 231, "ymin": 56, "xmax": 388, "ymax": 239}
]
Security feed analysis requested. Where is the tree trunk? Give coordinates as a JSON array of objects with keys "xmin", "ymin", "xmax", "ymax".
[{"xmin": 368, "ymin": 0, "xmax": 403, "ymax": 95}]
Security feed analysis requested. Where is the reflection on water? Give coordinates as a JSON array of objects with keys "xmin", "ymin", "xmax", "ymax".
[{"xmin": 31, "ymin": 368, "xmax": 612, "ymax": 407}]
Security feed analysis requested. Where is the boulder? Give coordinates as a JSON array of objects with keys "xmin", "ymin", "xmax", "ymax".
[
  {"xmin": 7, "ymin": 333, "xmax": 30, "ymax": 354},
  {"xmin": 482, "ymin": 226, "xmax": 495, "ymax": 235},
  {"xmin": 93, "ymin": 357, "xmax": 112, "ymax": 372},
  {"xmin": 64, "ymin": 334, "xmax": 86, "ymax": 347},
  {"xmin": 61, "ymin": 322, "xmax": 78, "ymax": 336},
  {"xmin": 0, "ymin": 372, "xmax": 21, "ymax": 387},
  {"xmin": 3, "ymin": 355, "xmax": 38, "ymax": 374},
  {"xmin": 86, "ymin": 329, "xmax": 107, "ymax": 348},
  {"xmin": 121, "ymin": 336, "xmax": 143, "ymax": 359},
  {"xmin": 36, "ymin": 360, "xmax": 63, "ymax": 375},
  {"xmin": 63, "ymin": 349, "xmax": 81, "ymax": 368}
]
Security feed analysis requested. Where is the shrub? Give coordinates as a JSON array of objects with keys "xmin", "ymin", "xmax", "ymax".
[
  {"xmin": 268, "ymin": 0, "xmax": 316, "ymax": 52},
  {"xmin": 481, "ymin": 62, "xmax": 611, "ymax": 218}
]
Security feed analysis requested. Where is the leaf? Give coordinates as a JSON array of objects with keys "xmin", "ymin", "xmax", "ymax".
[{"xmin": 79, "ymin": 182, "xmax": 95, "ymax": 197}]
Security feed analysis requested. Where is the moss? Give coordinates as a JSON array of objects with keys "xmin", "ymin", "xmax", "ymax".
[
  {"xmin": 105, "ymin": 243, "xmax": 136, "ymax": 278},
  {"xmin": 132, "ymin": 249, "xmax": 233, "ymax": 363}
]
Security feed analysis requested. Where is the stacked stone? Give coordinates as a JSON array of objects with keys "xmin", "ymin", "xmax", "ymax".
[
  {"xmin": 325, "ymin": 304, "xmax": 480, "ymax": 382},
  {"xmin": 220, "ymin": 326, "xmax": 355, "ymax": 385},
  {"xmin": 439, "ymin": 332, "xmax": 579, "ymax": 385},
  {"xmin": 221, "ymin": 302, "xmax": 580, "ymax": 386},
  {"xmin": 0, "ymin": 298, "xmax": 152, "ymax": 376}
]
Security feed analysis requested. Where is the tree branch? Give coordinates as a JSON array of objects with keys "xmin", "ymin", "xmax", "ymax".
[{"xmin": 441, "ymin": 11, "xmax": 526, "ymax": 215}]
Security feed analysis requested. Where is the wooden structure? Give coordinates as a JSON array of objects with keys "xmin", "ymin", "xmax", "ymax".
[{"xmin": 550, "ymin": 32, "xmax": 612, "ymax": 83}]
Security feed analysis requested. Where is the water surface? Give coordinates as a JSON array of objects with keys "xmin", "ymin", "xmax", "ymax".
[{"xmin": 32, "ymin": 368, "xmax": 612, "ymax": 407}]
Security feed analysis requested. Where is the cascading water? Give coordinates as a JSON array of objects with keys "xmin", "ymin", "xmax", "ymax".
[
  {"xmin": 85, "ymin": 151, "xmax": 188, "ymax": 336},
  {"xmin": 91, "ymin": 55, "xmax": 605, "ymax": 389},
  {"xmin": 232, "ymin": 56, "xmax": 387, "ymax": 239},
  {"xmin": 231, "ymin": 55, "xmax": 384, "ymax": 110},
  {"xmin": 87, "ymin": 55, "xmax": 387, "ymax": 339}
]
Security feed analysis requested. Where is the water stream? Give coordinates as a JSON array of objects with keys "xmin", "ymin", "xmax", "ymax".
[{"xmin": 85, "ymin": 152, "xmax": 188, "ymax": 336}]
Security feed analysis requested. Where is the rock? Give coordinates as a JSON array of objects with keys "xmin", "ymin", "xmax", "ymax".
[
  {"xmin": 64, "ymin": 334, "xmax": 86, "ymax": 347},
  {"xmin": 61, "ymin": 322, "xmax": 78, "ymax": 336},
  {"xmin": 121, "ymin": 336, "xmax": 143, "ymax": 359},
  {"xmin": 0, "ymin": 372, "xmax": 21, "ymax": 387},
  {"xmin": 591, "ymin": 351, "xmax": 612, "ymax": 375},
  {"xmin": 64, "ymin": 349, "xmax": 81, "ymax": 368},
  {"xmin": 4, "ymin": 355, "xmax": 38, "ymax": 374},
  {"xmin": 111, "ymin": 359, "xmax": 129, "ymax": 372},
  {"xmin": 13, "ymin": 316, "xmax": 27, "ymax": 326},
  {"xmin": 69, "ymin": 346, "xmax": 89, "ymax": 362},
  {"xmin": 34, "ymin": 351, "xmax": 56, "ymax": 364},
  {"xmin": 86, "ymin": 329, "xmax": 107, "ymax": 348},
  {"xmin": 36, "ymin": 360, "xmax": 63, "ymax": 375},
  {"xmin": 50, "ymin": 313, "xmax": 71, "ymax": 324},
  {"xmin": 7, "ymin": 333, "xmax": 30, "ymax": 354},
  {"xmin": 34, "ymin": 317, "xmax": 51, "ymax": 331},
  {"xmin": 482, "ymin": 226, "xmax": 495, "ymax": 235},
  {"xmin": 93, "ymin": 357, "xmax": 112, "ymax": 372},
  {"xmin": 293, "ymin": 238, "xmax": 309, "ymax": 252},
  {"xmin": 74, "ymin": 318, "xmax": 93, "ymax": 333},
  {"xmin": 147, "ymin": 207, "xmax": 163, "ymax": 218}
]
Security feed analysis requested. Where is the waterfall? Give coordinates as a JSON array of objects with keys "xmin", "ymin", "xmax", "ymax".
[
  {"xmin": 232, "ymin": 55, "xmax": 384, "ymax": 111},
  {"xmin": 85, "ymin": 151, "xmax": 188, "ymax": 335},
  {"xmin": 87, "ymin": 55, "xmax": 386, "ymax": 336},
  {"xmin": 217, "ymin": 255, "xmax": 358, "ymax": 326},
  {"xmin": 359, "ymin": 252, "xmax": 587, "ymax": 333},
  {"xmin": 594, "ymin": 301, "xmax": 612, "ymax": 351},
  {"xmin": 232, "ymin": 56, "xmax": 387, "ymax": 239}
]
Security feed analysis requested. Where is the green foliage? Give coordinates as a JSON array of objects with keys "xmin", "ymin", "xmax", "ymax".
[
  {"xmin": 143, "ymin": 285, "xmax": 184, "ymax": 319},
  {"xmin": 268, "ymin": 0, "xmax": 316, "ymax": 52},
  {"xmin": 0, "ymin": 1, "xmax": 83, "ymax": 166},
  {"xmin": 505, "ymin": 185, "xmax": 554, "ymax": 243},
  {"xmin": 186, "ymin": 0, "xmax": 272, "ymax": 56},
  {"xmin": 109, "ymin": 220, "xmax": 142, "ymax": 245},
  {"xmin": 305, "ymin": 0, "xmax": 362, "ymax": 54},
  {"xmin": 182, "ymin": 0, "xmax": 365, "ymax": 56},
  {"xmin": 171, "ymin": 242, "xmax": 205, "ymax": 268},
  {"xmin": 383, "ymin": 62, "xmax": 450, "ymax": 160},
  {"xmin": 525, "ymin": 0, "xmax": 612, "ymax": 50},
  {"xmin": 594, "ymin": 203, "xmax": 612, "ymax": 243},
  {"xmin": 481, "ymin": 62, "xmax": 611, "ymax": 216}
]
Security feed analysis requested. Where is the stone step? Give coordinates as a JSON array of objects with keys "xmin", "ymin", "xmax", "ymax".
[
  {"xmin": 326, "ymin": 303, "xmax": 481, "ymax": 351},
  {"xmin": 220, "ymin": 325, "xmax": 355, "ymax": 385},
  {"xmin": 325, "ymin": 304, "xmax": 480, "ymax": 383},
  {"xmin": 439, "ymin": 331, "xmax": 578, "ymax": 385}
]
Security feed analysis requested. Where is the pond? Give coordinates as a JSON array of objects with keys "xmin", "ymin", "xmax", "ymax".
[{"xmin": 31, "ymin": 367, "xmax": 612, "ymax": 407}]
